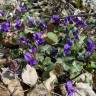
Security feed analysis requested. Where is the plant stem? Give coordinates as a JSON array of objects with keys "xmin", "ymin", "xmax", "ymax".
[{"xmin": 70, "ymin": 69, "xmax": 84, "ymax": 80}]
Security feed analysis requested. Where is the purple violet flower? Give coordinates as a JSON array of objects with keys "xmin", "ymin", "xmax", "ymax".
[
  {"xmin": 67, "ymin": 39, "xmax": 74, "ymax": 46},
  {"xmin": 65, "ymin": 81, "xmax": 75, "ymax": 96},
  {"xmin": 24, "ymin": 52, "xmax": 37, "ymax": 66},
  {"xmin": 64, "ymin": 17, "xmax": 69, "ymax": 25},
  {"xmin": 19, "ymin": 36, "xmax": 29, "ymax": 45},
  {"xmin": 33, "ymin": 32, "xmax": 44, "ymax": 40},
  {"xmin": 66, "ymin": 35, "xmax": 74, "ymax": 46},
  {"xmin": 30, "ymin": 59, "xmax": 38, "ymax": 65},
  {"xmin": 16, "ymin": 3, "xmax": 27, "ymax": 13},
  {"xmin": 64, "ymin": 16, "xmax": 73, "ymax": 25},
  {"xmin": 67, "ymin": 16, "xmax": 74, "ymax": 24},
  {"xmin": 51, "ymin": 15, "xmax": 60, "ymax": 24},
  {"xmin": 35, "ymin": 39, "xmax": 45, "ymax": 46},
  {"xmin": 74, "ymin": 34, "xmax": 79, "ymax": 40},
  {"xmin": 15, "ymin": 19, "xmax": 22, "ymax": 30},
  {"xmin": 86, "ymin": 38, "xmax": 95, "ymax": 55},
  {"xmin": 64, "ymin": 44, "xmax": 71, "ymax": 56},
  {"xmin": 24, "ymin": 52, "xmax": 32, "ymax": 62},
  {"xmin": 74, "ymin": 17, "xmax": 87, "ymax": 28},
  {"xmin": 72, "ymin": 30, "xmax": 79, "ymax": 40},
  {"xmin": 27, "ymin": 17, "xmax": 36, "ymax": 27},
  {"xmin": 2, "ymin": 21, "xmax": 10, "ymax": 32},
  {"xmin": 29, "ymin": 47, "xmax": 37, "ymax": 53},
  {"xmin": 33, "ymin": 32, "xmax": 45, "ymax": 46},
  {"xmin": 0, "ymin": 10, "xmax": 5, "ymax": 17},
  {"xmin": 39, "ymin": 22, "xmax": 47, "ymax": 30}
]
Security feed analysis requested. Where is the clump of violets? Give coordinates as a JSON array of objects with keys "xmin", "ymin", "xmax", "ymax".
[
  {"xmin": 63, "ymin": 16, "xmax": 87, "ymax": 28},
  {"xmin": 0, "ymin": 5, "xmax": 96, "ymax": 96},
  {"xmin": 33, "ymin": 32, "xmax": 45, "ymax": 46},
  {"xmin": 74, "ymin": 17, "xmax": 87, "ymax": 28},
  {"xmin": 65, "ymin": 81, "xmax": 76, "ymax": 96},
  {"xmin": 24, "ymin": 52, "xmax": 37, "ymax": 66},
  {"xmin": 64, "ymin": 16, "xmax": 74, "ymax": 25},
  {"xmin": 1, "ymin": 21, "xmax": 11, "ymax": 32}
]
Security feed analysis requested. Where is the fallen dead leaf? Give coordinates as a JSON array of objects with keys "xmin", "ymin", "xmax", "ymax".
[
  {"xmin": 27, "ymin": 83, "xmax": 51, "ymax": 96},
  {"xmin": 1, "ymin": 68, "xmax": 24, "ymax": 96},
  {"xmin": 8, "ymin": 79, "xmax": 24, "ymax": 96},
  {"xmin": 0, "ymin": 83, "xmax": 10, "ymax": 96},
  {"xmin": 75, "ymin": 82, "xmax": 96, "ymax": 96},
  {"xmin": 44, "ymin": 71, "xmax": 57, "ymax": 91},
  {"xmin": 22, "ymin": 64, "xmax": 38, "ymax": 87}
]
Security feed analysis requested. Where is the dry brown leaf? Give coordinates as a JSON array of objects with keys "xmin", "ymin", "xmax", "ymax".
[
  {"xmin": 75, "ymin": 82, "xmax": 96, "ymax": 96},
  {"xmin": 0, "ymin": 59, "xmax": 6, "ymax": 64},
  {"xmin": 27, "ymin": 83, "xmax": 51, "ymax": 96},
  {"xmin": 0, "ymin": 83, "xmax": 10, "ymax": 96},
  {"xmin": 1, "ymin": 68, "xmax": 24, "ymax": 96},
  {"xmin": 8, "ymin": 79, "xmax": 24, "ymax": 96},
  {"xmin": 74, "ymin": 72, "xmax": 93, "ymax": 85},
  {"xmin": 44, "ymin": 71, "xmax": 57, "ymax": 91}
]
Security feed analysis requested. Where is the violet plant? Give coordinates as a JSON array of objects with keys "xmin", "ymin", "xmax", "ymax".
[{"xmin": 0, "ymin": 1, "xmax": 96, "ymax": 95}]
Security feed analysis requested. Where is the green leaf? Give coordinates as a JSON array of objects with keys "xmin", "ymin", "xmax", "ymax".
[
  {"xmin": 91, "ymin": 53, "xmax": 96, "ymax": 62},
  {"xmin": 77, "ymin": 52, "xmax": 85, "ymax": 61},
  {"xmin": 62, "ymin": 62, "xmax": 72, "ymax": 71},
  {"xmin": 63, "ymin": 56, "xmax": 75, "ymax": 62},
  {"xmin": 70, "ymin": 61, "xmax": 83, "ymax": 78},
  {"xmin": 43, "ymin": 57, "xmax": 54, "ymax": 71},
  {"xmin": 55, "ymin": 27, "xmax": 64, "ymax": 33},
  {"xmin": 68, "ymin": 24, "xmax": 74, "ymax": 31},
  {"xmin": 19, "ymin": 32, "xmax": 26, "ymax": 36},
  {"xmin": 79, "ymin": 36, "xmax": 86, "ymax": 45},
  {"xmin": 43, "ymin": 57, "xmax": 51, "ymax": 66},
  {"xmin": 72, "ymin": 61, "xmax": 83, "ymax": 72},
  {"xmin": 36, "ymin": 53, "xmax": 44, "ymax": 62},
  {"xmin": 75, "ymin": 0, "xmax": 83, "ymax": 9},
  {"xmin": 40, "ymin": 45, "xmax": 51, "ymax": 53},
  {"xmin": 88, "ymin": 62, "xmax": 96, "ymax": 69},
  {"xmin": 22, "ymin": 12, "xmax": 29, "ymax": 21},
  {"xmin": 47, "ymin": 32, "xmax": 58, "ymax": 43},
  {"xmin": 56, "ymin": 58, "xmax": 63, "ymax": 64}
]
